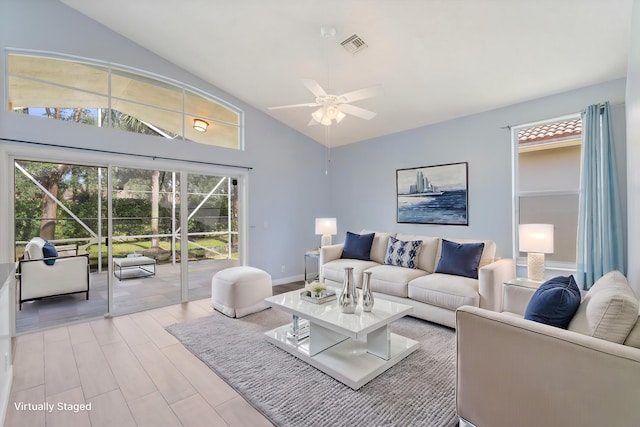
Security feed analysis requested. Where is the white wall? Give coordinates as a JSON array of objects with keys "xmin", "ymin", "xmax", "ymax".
[
  {"xmin": 626, "ymin": 0, "xmax": 640, "ymax": 296},
  {"xmin": 329, "ymin": 80, "xmax": 627, "ymax": 260},
  {"xmin": 0, "ymin": 0, "xmax": 328, "ymax": 281}
]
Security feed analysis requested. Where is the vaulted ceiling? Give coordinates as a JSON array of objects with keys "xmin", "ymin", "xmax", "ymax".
[{"xmin": 61, "ymin": 0, "xmax": 633, "ymax": 147}]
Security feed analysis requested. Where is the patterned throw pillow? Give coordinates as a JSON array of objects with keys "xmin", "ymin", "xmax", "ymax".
[{"xmin": 384, "ymin": 236, "xmax": 423, "ymax": 269}]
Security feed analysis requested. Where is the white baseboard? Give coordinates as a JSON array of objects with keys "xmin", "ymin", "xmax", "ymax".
[{"xmin": 271, "ymin": 274, "xmax": 304, "ymax": 286}]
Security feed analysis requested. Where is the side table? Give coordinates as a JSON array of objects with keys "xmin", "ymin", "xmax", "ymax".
[{"xmin": 304, "ymin": 250, "xmax": 320, "ymax": 283}]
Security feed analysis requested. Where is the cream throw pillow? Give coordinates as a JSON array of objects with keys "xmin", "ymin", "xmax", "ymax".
[
  {"xmin": 24, "ymin": 237, "xmax": 46, "ymax": 260},
  {"xmin": 360, "ymin": 230, "xmax": 395, "ymax": 264},
  {"xmin": 568, "ymin": 271, "xmax": 639, "ymax": 344}
]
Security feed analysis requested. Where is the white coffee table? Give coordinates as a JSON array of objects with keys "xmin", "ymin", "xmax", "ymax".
[{"xmin": 264, "ymin": 290, "xmax": 419, "ymax": 390}]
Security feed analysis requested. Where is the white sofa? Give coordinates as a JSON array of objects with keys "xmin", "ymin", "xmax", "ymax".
[
  {"xmin": 17, "ymin": 238, "xmax": 89, "ymax": 309},
  {"xmin": 320, "ymin": 230, "xmax": 515, "ymax": 328},
  {"xmin": 456, "ymin": 271, "xmax": 640, "ymax": 427}
]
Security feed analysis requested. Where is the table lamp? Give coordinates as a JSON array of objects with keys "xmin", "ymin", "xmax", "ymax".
[
  {"xmin": 519, "ymin": 224, "xmax": 554, "ymax": 281},
  {"xmin": 315, "ymin": 218, "xmax": 337, "ymax": 247}
]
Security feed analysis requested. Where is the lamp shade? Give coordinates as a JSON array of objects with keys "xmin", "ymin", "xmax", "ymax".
[
  {"xmin": 519, "ymin": 224, "xmax": 554, "ymax": 254},
  {"xmin": 315, "ymin": 218, "xmax": 337, "ymax": 236}
]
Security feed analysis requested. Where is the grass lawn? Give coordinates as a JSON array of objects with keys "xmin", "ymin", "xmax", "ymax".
[{"xmin": 85, "ymin": 237, "xmax": 234, "ymax": 267}]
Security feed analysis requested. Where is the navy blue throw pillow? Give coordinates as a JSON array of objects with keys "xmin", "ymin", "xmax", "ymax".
[
  {"xmin": 42, "ymin": 241, "xmax": 58, "ymax": 266},
  {"xmin": 524, "ymin": 275, "xmax": 581, "ymax": 329},
  {"xmin": 435, "ymin": 239, "xmax": 485, "ymax": 279},
  {"xmin": 341, "ymin": 232, "xmax": 375, "ymax": 261}
]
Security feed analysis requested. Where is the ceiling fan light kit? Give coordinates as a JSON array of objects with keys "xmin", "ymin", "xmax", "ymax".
[
  {"xmin": 268, "ymin": 79, "xmax": 381, "ymax": 126},
  {"xmin": 311, "ymin": 105, "xmax": 347, "ymax": 126},
  {"xmin": 266, "ymin": 25, "xmax": 380, "ymax": 128}
]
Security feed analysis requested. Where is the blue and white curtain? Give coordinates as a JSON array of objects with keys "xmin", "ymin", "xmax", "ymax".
[{"xmin": 576, "ymin": 101, "xmax": 626, "ymax": 289}]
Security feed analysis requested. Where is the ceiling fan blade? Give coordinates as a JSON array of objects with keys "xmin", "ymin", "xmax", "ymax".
[
  {"xmin": 338, "ymin": 103, "xmax": 377, "ymax": 120},
  {"xmin": 268, "ymin": 102, "xmax": 319, "ymax": 110},
  {"xmin": 339, "ymin": 85, "xmax": 383, "ymax": 103},
  {"xmin": 308, "ymin": 118, "xmax": 319, "ymax": 126},
  {"xmin": 301, "ymin": 79, "xmax": 327, "ymax": 98}
]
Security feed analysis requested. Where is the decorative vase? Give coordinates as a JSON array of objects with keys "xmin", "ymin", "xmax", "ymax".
[
  {"xmin": 362, "ymin": 271, "xmax": 374, "ymax": 312},
  {"xmin": 338, "ymin": 267, "xmax": 358, "ymax": 314}
]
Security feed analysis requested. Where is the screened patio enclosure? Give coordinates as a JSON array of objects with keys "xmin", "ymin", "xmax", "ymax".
[{"xmin": 14, "ymin": 159, "xmax": 240, "ymax": 333}]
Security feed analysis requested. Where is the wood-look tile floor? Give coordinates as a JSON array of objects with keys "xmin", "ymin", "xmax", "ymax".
[{"xmin": 5, "ymin": 293, "xmax": 300, "ymax": 427}]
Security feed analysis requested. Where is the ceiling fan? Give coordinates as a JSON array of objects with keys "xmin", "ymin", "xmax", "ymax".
[{"xmin": 268, "ymin": 79, "xmax": 382, "ymax": 126}]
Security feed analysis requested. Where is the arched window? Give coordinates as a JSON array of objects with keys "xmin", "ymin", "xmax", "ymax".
[{"xmin": 7, "ymin": 51, "xmax": 243, "ymax": 150}]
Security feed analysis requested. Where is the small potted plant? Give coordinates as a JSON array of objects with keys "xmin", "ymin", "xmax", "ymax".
[{"xmin": 311, "ymin": 283, "xmax": 326, "ymax": 299}]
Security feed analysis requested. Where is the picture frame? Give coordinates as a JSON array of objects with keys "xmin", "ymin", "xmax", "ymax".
[{"xmin": 396, "ymin": 162, "xmax": 469, "ymax": 225}]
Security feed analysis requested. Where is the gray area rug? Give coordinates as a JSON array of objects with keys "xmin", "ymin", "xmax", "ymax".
[{"xmin": 166, "ymin": 308, "xmax": 458, "ymax": 427}]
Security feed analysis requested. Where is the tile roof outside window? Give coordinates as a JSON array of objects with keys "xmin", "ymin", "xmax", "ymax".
[{"xmin": 518, "ymin": 118, "xmax": 582, "ymax": 144}]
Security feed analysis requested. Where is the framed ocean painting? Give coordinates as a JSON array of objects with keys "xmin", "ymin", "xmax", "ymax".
[{"xmin": 396, "ymin": 162, "xmax": 468, "ymax": 225}]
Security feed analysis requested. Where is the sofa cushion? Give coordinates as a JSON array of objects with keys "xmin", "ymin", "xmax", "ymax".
[
  {"xmin": 24, "ymin": 237, "xmax": 46, "ymax": 260},
  {"xmin": 408, "ymin": 273, "xmax": 479, "ymax": 310},
  {"xmin": 568, "ymin": 270, "xmax": 639, "ymax": 344},
  {"xmin": 367, "ymin": 264, "xmax": 428, "ymax": 298},
  {"xmin": 396, "ymin": 233, "xmax": 439, "ymax": 273},
  {"xmin": 435, "ymin": 238, "xmax": 496, "ymax": 268},
  {"xmin": 385, "ymin": 236, "xmax": 422, "ymax": 269},
  {"xmin": 524, "ymin": 276, "xmax": 581, "ymax": 329},
  {"xmin": 624, "ymin": 312, "xmax": 640, "ymax": 349},
  {"xmin": 341, "ymin": 232, "xmax": 375, "ymax": 261},
  {"xmin": 360, "ymin": 230, "xmax": 395, "ymax": 264},
  {"xmin": 435, "ymin": 239, "xmax": 484, "ymax": 279},
  {"xmin": 322, "ymin": 258, "xmax": 379, "ymax": 288}
]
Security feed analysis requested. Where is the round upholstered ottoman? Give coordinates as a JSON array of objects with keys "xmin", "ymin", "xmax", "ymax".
[{"xmin": 211, "ymin": 266, "xmax": 273, "ymax": 318}]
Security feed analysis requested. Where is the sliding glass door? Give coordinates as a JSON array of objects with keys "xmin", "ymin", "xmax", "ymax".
[
  {"xmin": 14, "ymin": 160, "xmax": 108, "ymax": 332},
  {"xmin": 185, "ymin": 173, "xmax": 240, "ymax": 301},
  {"xmin": 110, "ymin": 166, "xmax": 182, "ymax": 314},
  {"xmin": 13, "ymin": 158, "xmax": 243, "ymax": 332}
]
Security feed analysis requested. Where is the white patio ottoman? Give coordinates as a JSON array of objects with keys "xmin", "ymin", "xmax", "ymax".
[{"xmin": 211, "ymin": 266, "xmax": 272, "ymax": 318}]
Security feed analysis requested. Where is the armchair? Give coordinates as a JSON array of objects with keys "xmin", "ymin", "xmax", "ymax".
[
  {"xmin": 17, "ymin": 238, "xmax": 89, "ymax": 309},
  {"xmin": 456, "ymin": 278, "xmax": 640, "ymax": 427}
]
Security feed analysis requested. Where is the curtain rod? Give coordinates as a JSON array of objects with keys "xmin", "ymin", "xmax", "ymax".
[
  {"xmin": 501, "ymin": 101, "xmax": 625, "ymax": 131},
  {"xmin": 0, "ymin": 137, "xmax": 253, "ymax": 170}
]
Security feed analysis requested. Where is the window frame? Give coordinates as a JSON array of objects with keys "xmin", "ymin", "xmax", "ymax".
[
  {"xmin": 511, "ymin": 112, "xmax": 582, "ymax": 275},
  {"xmin": 5, "ymin": 49, "xmax": 244, "ymax": 150}
]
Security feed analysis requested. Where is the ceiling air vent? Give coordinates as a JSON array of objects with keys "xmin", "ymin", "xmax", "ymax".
[{"xmin": 341, "ymin": 34, "xmax": 368, "ymax": 54}]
